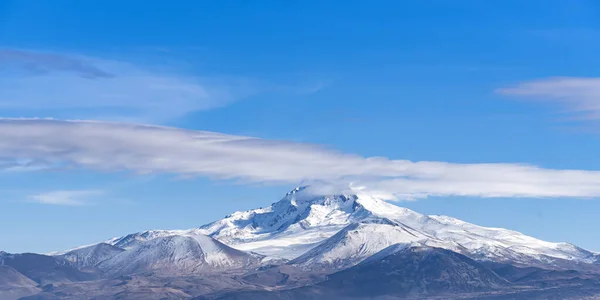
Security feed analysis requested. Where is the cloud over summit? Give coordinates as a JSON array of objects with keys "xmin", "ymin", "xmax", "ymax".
[{"xmin": 2, "ymin": 118, "xmax": 600, "ymax": 200}]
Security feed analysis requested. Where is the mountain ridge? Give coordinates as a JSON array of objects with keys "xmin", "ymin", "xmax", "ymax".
[
  {"xmin": 193, "ymin": 186, "xmax": 599, "ymax": 269},
  {"xmin": 84, "ymin": 186, "xmax": 599, "ymax": 270},
  {"xmin": 6, "ymin": 186, "xmax": 600, "ymax": 299},
  {"xmin": 98, "ymin": 233, "xmax": 264, "ymax": 276}
]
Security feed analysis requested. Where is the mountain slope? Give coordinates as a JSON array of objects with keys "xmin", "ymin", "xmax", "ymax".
[
  {"xmin": 319, "ymin": 245, "xmax": 509, "ymax": 296},
  {"xmin": 210, "ymin": 245, "xmax": 510, "ymax": 300},
  {"xmin": 0, "ymin": 265, "xmax": 37, "ymax": 288},
  {"xmin": 98, "ymin": 234, "xmax": 262, "ymax": 276},
  {"xmin": 0, "ymin": 251, "xmax": 99, "ymax": 285},
  {"xmin": 57, "ymin": 243, "xmax": 124, "ymax": 268},
  {"xmin": 289, "ymin": 220, "xmax": 447, "ymax": 271},
  {"xmin": 0, "ymin": 265, "xmax": 41, "ymax": 300}
]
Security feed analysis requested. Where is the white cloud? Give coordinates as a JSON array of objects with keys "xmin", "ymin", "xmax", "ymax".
[
  {"xmin": 0, "ymin": 49, "xmax": 265, "ymax": 122},
  {"xmin": 497, "ymin": 77, "xmax": 600, "ymax": 119},
  {"xmin": 3, "ymin": 118, "xmax": 600, "ymax": 200},
  {"xmin": 27, "ymin": 190, "xmax": 103, "ymax": 206}
]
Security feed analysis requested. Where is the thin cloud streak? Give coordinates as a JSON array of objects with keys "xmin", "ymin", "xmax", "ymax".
[
  {"xmin": 0, "ymin": 48, "xmax": 114, "ymax": 78},
  {"xmin": 497, "ymin": 77, "xmax": 600, "ymax": 120},
  {"xmin": 27, "ymin": 190, "xmax": 103, "ymax": 206},
  {"xmin": 0, "ymin": 49, "xmax": 268, "ymax": 122},
  {"xmin": 2, "ymin": 119, "xmax": 600, "ymax": 200}
]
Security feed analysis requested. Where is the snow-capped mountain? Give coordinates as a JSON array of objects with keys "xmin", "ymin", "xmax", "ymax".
[
  {"xmin": 197, "ymin": 186, "xmax": 382, "ymax": 259},
  {"xmin": 7, "ymin": 186, "xmax": 600, "ymax": 299},
  {"xmin": 195, "ymin": 186, "xmax": 598, "ymax": 268},
  {"xmin": 97, "ymin": 233, "xmax": 262, "ymax": 276},
  {"xmin": 53, "ymin": 185, "xmax": 599, "ymax": 273}
]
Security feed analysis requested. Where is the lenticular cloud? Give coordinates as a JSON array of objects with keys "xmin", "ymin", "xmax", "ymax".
[{"xmin": 2, "ymin": 118, "xmax": 600, "ymax": 200}]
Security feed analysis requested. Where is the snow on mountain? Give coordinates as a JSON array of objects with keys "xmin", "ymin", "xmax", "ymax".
[
  {"xmin": 97, "ymin": 233, "xmax": 263, "ymax": 276},
  {"xmin": 197, "ymin": 186, "xmax": 599, "ymax": 267},
  {"xmin": 61, "ymin": 185, "xmax": 597, "ymax": 272},
  {"xmin": 57, "ymin": 243, "xmax": 124, "ymax": 268},
  {"xmin": 197, "ymin": 186, "xmax": 378, "ymax": 259},
  {"xmin": 422, "ymin": 215, "xmax": 598, "ymax": 265},
  {"xmin": 288, "ymin": 220, "xmax": 438, "ymax": 271}
]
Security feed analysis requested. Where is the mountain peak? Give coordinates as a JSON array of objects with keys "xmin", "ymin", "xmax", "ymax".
[
  {"xmin": 272, "ymin": 185, "xmax": 400, "ymax": 219},
  {"xmin": 285, "ymin": 185, "xmax": 309, "ymax": 196},
  {"xmin": 198, "ymin": 187, "xmax": 402, "ymax": 259},
  {"xmin": 277, "ymin": 190, "xmax": 360, "ymax": 214}
]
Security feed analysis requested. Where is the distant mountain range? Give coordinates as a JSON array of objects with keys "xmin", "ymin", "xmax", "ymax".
[{"xmin": 2, "ymin": 186, "xmax": 600, "ymax": 299}]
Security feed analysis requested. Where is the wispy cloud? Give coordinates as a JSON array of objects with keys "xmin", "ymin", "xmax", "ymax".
[
  {"xmin": 27, "ymin": 190, "xmax": 103, "ymax": 206},
  {"xmin": 0, "ymin": 49, "xmax": 269, "ymax": 122},
  {"xmin": 2, "ymin": 118, "xmax": 600, "ymax": 200},
  {"xmin": 497, "ymin": 77, "xmax": 600, "ymax": 120},
  {"xmin": 0, "ymin": 48, "xmax": 114, "ymax": 78}
]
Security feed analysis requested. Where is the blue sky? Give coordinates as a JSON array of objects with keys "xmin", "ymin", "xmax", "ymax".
[{"xmin": 2, "ymin": 0, "xmax": 600, "ymax": 253}]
